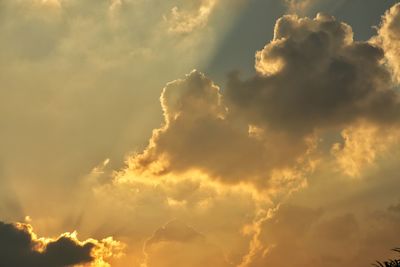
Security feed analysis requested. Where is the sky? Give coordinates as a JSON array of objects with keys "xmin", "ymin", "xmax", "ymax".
[{"xmin": 1, "ymin": 0, "xmax": 400, "ymax": 266}]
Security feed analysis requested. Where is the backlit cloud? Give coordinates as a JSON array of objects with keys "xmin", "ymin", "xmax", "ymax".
[
  {"xmin": 125, "ymin": 70, "xmax": 313, "ymax": 191},
  {"xmin": 375, "ymin": 3, "xmax": 400, "ymax": 83},
  {"xmin": 331, "ymin": 122, "xmax": 400, "ymax": 177},
  {"xmin": 227, "ymin": 13, "xmax": 400, "ymax": 135},
  {"xmin": 0, "ymin": 221, "xmax": 124, "ymax": 267}
]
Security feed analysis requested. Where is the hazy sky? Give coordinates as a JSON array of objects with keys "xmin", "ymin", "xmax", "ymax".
[{"xmin": 1, "ymin": 0, "xmax": 400, "ymax": 266}]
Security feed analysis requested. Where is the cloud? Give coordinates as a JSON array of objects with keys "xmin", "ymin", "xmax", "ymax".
[
  {"xmin": 107, "ymin": 7, "xmax": 400, "ymax": 266},
  {"xmin": 143, "ymin": 219, "xmax": 231, "ymax": 267},
  {"xmin": 227, "ymin": 13, "xmax": 400, "ymax": 136},
  {"xmin": 375, "ymin": 3, "xmax": 400, "ymax": 83},
  {"xmin": 126, "ymin": 11, "xmax": 400, "ymax": 191},
  {"xmin": 284, "ymin": 0, "xmax": 319, "ymax": 15},
  {"xmin": 241, "ymin": 202, "xmax": 400, "ymax": 267},
  {"xmin": 90, "ymin": 169, "xmax": 267, "ymax": 266},
  {"xmin": 241, "ymin": 134, "xmax": 400, "ymax": 267},
  {"xmin": 111, "ymin": 68, "xmax": 313, "ymax": 266},
  {"xmin": 0, "ymin": 221, "xmax": 124, "ymax": 267},
  {"xmin": 0, "ymin": 0, "xmax": 243, "ymax": 227},
  {"xmin": 145, "ymin": 219, "xmax": 204, "ymax": 246},
  {"xmin": 164, "ymin": 0, "xmax": 218, "ymax": 34},
  {"xmin": 247, "ymin": 205, "xmax": 357, "ymax": 267},
  {"xmin": 125, "ymin": 70, "xmax": 313, "ymax": 191},
  {"xmin": 331, "ymin": 122, "xmax": 400, "ymax": 177},
  {"xmin": 3, "ymin": 3, "xmax": 398, "ymax": 267}
]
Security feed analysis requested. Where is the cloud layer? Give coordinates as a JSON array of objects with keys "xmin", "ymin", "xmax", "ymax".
[{"xmin": 2, "ymin": 2, "xmax": 400, "ymax": 267}]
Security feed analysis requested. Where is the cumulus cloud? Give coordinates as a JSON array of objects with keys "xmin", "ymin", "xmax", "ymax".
[
  {"xmin": 125, "ymin": 70, "xmax": 313, "ymax": 191},
  {"xmin": 227, "ymin": 13, "xmax": 400, "ymax": 136},
  {"xmin": 375, "ymin": 3, "xmax": 400, "ymax": 83},
  {"xmin": 126, "ymin": 10, "xmax": 400, "ymax": 192},
  {"xmin": 222, "ymin": 12, "xmax": 400, "ymax": 180},
  {"xmin": 129, "ymin": 70, "xmax": 265, "ymax": 183},
  {"xmin": 0, "ymin": 221, "xmax": 124, "ymax": 267}
]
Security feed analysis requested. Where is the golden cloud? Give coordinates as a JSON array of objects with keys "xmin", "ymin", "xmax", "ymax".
[
  {"xmin": 375, "ymin": 3, "xmax": 400, "ymax": 84},
  {"xmin": 122, "ymin": 70, "xmax": 313, "ymax": 193},
  {"xmin": 331, "ymin": 122, "xmax": 400, "ymax": 177}
]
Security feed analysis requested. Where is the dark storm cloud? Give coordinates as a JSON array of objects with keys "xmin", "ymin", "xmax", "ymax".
[
  {"xmin": 226, "ymin": 13, "xmax": 400, "ymax": 136},
  {"xmin": 0, "ymin": 221, "xmax": 94, "ymax": 267}
]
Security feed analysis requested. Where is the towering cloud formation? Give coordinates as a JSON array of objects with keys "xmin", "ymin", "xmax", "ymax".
[
  {"xmin": 127, "ymin": 70, "xmax": 312, "ymax": 191},
  {"xmin": 127, "ymin": 12, "xmax": 400, "ymax": 191},
  {"xmin": 227, "ymin": 13, "xmax": 399, "ymax": 135},
  {"xmin": 0, "ymin": 221, "xmax": 123, "ymax": 267},
  {"xmin": 130, "ymin": 71, "xmax": 265, "ymax": 183}
]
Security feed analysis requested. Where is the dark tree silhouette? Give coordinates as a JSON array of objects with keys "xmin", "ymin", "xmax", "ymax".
[{"xmin": 373, "ymin": 248, "xmax": 400, "ymax": 267}]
